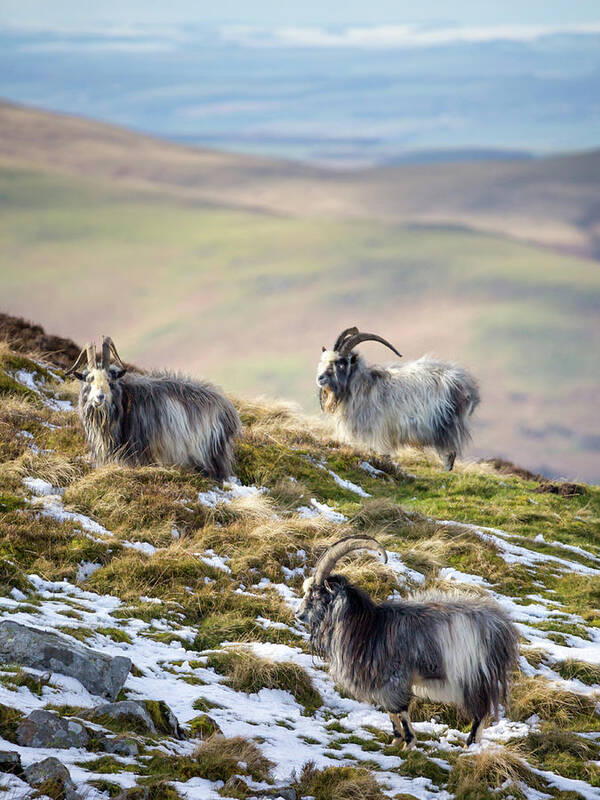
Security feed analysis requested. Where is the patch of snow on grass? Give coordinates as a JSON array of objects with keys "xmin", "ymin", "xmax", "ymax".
[
  {"xmin": 23, "ymin": 476, "xmax": 63, "ymax": 496},
  {"xmin": 386, "ymin": 551, "xmax": 426, "ymax": 585},
  {"xmin": 121, "ymin": 540, "xmax": 157, "ymax": 556},
  {"xmin": 360, "ymin": 460, "xmax": 385, "ymax": 477},
  {"xmin": 76, "ymin": 561, "xmax": 102, "ymax": 582},
  {"xmin": 297, "ymin": 498, "xmax": 347, "ymax": 523},
  {"xmin": 35, "ymin": 494, "xmax": 109, "ymax": 535},
  {"xmin": 198, "ymin": 478, "xmax": 265, "ymax": 508},
  {"xmin": 200, "ymin": 549, "xmax": 231, "ymax": 573},
  {"xmin": 326, "ymin": 467, "xmax": 371, "ymax": 497}
]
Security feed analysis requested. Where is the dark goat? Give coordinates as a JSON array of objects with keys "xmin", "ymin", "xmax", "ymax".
[{"xmin": 296, "ymin": 536, "xmax": 519, "ymax": 748}]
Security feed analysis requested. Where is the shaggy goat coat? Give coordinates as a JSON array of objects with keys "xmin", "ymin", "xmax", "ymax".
[
  {"xmin": 79, "ymin": 371, "xmax": 240, "ymax": 480},
  {"xmin": 304, "ymin": 577, "xmax": 518, "ymax": 724},
  {"xmin": 319, "ymin": 352, "xmax": 480, "ymax": 465}
]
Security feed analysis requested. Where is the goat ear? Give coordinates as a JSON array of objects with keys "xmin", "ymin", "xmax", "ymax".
[
  {"xmin": 349, "ymin": 353, "xmax": 358, "ymax": 364},
  {"xmin": 110, "ymin": 367, "xmax": 127, "ymax": 379},
  {"xmin": 69, "ymin": 371, "xmax": 85, "ymax": 381},
  {"xmin": 322, "ymin": 345, "xmax": 327, "ymax": 352}
]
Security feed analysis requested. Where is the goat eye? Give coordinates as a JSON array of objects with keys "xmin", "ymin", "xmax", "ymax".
[{"xmin": 339, "ymin": 363, "xmax": 345, "ymax": 371}]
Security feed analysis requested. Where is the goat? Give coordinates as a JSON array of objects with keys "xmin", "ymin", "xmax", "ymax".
[
  {"xmin": 296, "ymin": 536, "xmax": 519, "ymax": 749},
  {"xmin": 66, "ymin": 336, "xmax": 240, "ymax": 480},
  {"xmin": 317, "ymin": 327, "xmax": 480, "ymax": 470}
]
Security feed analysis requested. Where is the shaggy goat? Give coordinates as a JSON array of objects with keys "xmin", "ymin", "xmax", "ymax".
[
  {"xmin": 317, "ymin": 327, "xmax": 480, "ymax": 470},
  {"xmin": 296, "ymin": 536, "xmax": 519, "ymax": 748},
  {"xmin": 66, "ymin": 337, "xmax": 240, "ymax": 480}
]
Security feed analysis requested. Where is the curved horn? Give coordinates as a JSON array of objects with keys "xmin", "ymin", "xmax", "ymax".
[
  {"xmin": 65, "ymin": 343, "xmax": 92, "ymax": 375},
  {"xmin": 333, "ymin": 326, "xmax": 359, "ymax": 352},
  {"xmin": 87, "ymin": 342, "xmax": 97, "ymax": 370},
  {"xmin": 313, "ymin": 535, "xmax": 387, "ymax": 585},
  {"xmin": 102, "ymin": 336, "xmax": 127, "ymax": 371},
  {"xmin": 339, "ymin": 331, "xmax": 402, "ymax": 358}
]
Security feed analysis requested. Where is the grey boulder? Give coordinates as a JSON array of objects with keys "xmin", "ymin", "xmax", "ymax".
[
  {"xmin": 24, "ymin": 757, "xmax": 81, "ymax": 800},
  {"xmin": 0, "ymin": 749, "xmax": 22, "ymax": 775},
  {"xmin": 17, "ymin": 709, "xmax": 89, "ymax": 749},
  {"xmin": 86, "ymin": 699, "xmax": 183, "ymax": 739},
  {"xmin": 0, "ymin": 620, "xmax": 131, "ymax": 700}
]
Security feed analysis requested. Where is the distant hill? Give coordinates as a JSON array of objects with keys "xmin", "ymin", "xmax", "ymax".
[
  {"xmin": 0, "ymin": 101, "xmax": 598, "ymax": 483},
  {"xmin": 1, "ymin": 100, "xmax": 599, "ymax": 259}
]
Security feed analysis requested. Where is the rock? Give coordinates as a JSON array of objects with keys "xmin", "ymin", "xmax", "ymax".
[
  {"xmin": 0, "ymin": 749, "xmax": 22, "ymax": 775},
  {"xmin": 23, "ymin": 757, "xmax": 80, "ymax": 800},
  {"xmin": 0, "ymin": 620, "xmax": 131, "ymax": 700},
  {"xmin": 17, "ymin": 709, "xmax": 89, "ymax": 749},
  {"xmin": 100, "ymin": 734, "xmax": 140, "ymax": 756},
  {"xmin": 86, "ymin": 699, "xmax": 183, "ymax": 739}
]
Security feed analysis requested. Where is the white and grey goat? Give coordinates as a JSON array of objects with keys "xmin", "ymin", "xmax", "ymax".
[
  {"xmin": 317, "ymin": 327, "xmax": 480, "ymax": 470},
  {"xmin": 66, "ymin": 336, "xmax": 240, "ymax": 480}
]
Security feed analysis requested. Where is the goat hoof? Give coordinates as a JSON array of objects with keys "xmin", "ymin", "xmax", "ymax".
[
  {"xmin": 402, "ymin": 739, "xmax": 416, "ymax": 751},
  {"xmin": 391, "ymin": 737, "xmax": 404, "ymax": 747}
]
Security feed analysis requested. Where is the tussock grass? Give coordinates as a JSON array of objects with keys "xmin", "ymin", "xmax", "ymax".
[
  {"xmin": 192, "ymin": 734, "xmax": 273, "ymax": 783},
  {"xmin": 448, "ymin": 747, "xmax": 546, "ymax": 800},
  {"xmin": 296, "ymin": 762, "xmax": 385, "ymax": 800},
  {"xmin": 554, "ymin": 659, "xmax": 600, "ymax": 685},
  {"xmin": 509, "ymin": 675, "xmax": 599, "ymax": 729},
  {"xmin": 205, "ymin": 647, "xmax": 322, "ymax": 713},
  {"xmin": 512, "ymin": 727, "xmax": 600, "ymax": 785}
]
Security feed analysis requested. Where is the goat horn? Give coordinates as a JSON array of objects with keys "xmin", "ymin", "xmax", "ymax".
[
  {"xmin": 65, "ymin": 342, "xmax": 95, "ymax": 376},
  {"xmin": 339, "ymin": 331, "xmax": 402, "ymax": 358},
  {"xmin": 313, "ymin": 535, "xmax": 387, "ymax": 585},
  {"xmin": 333, "ymin": 327, "xmax": 359, "ymax": 352},
  {"xmin": 102, "ymin": 336, "xmax": 127, "ymax": 370},
  {"xmin": 87, "ymin": 342, "xmax": 97, "ymax": 370}
]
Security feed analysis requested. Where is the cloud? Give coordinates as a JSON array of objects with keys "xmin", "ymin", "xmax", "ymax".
[{"xmin": 220, "ymin": 22, "xmax": 600, "ymax": 49}]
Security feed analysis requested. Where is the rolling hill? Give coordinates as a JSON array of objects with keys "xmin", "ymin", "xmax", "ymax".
[
  {"xmin": 0, "ymin": 101, "xmax": 599, "ymax": 482},
  {"xmin": 1, "ymin": 100, "xmax": 600, "ymax": 258}
]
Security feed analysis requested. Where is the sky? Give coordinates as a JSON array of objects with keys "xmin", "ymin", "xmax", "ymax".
[{"xmin": 2, "ymin": 0, "xmax": 600, "ymax": 28}]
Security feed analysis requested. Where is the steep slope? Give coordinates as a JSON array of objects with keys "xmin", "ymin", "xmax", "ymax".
[
  {"xmin": 1, "ymin": 100, "xmax": 599, "ymax": 258},
  {"xmin": 0, "ymin": 326, "xmax": 598, "ymax": 798}
]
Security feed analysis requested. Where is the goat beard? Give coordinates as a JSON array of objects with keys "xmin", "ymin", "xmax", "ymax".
[{"xmin": 319, "ymin": 387, "xmax": 340, "ymax": 414}]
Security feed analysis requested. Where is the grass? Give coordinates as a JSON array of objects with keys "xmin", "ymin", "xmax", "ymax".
[
  {"xmin": 448, "ymin": 748, "xmax": 546, "ymax": 800},
  {"xmin": 205, "ymin": 647, "xmax": 322, "ymax": 714},
  {"xmin": 0, "ymin": 333, "xmax": 599, "ymax": 798},
  {"xmin": 296, "ymin": 762, "xmax": 385, "ymax": 800},
  {"xmin": 509, "ymin": 675, "xmax": 599, "ymax": 730}
]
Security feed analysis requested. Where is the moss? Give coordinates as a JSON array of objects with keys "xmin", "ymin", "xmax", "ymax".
[
  {"xmin": 93, "ymin": 626, "xmax": 133, "ymax": 644},
  {"xmin": 397, "ymin": 751, "xmax": 449, "ymax": 786},
  {"xmin": 143, "ymin": 700, "xmax": 178, "ymax": 737},
  {"xmin": 192, "ymin": 697, "xmax": 223, "ymax": 713},
  {"xmin": 0, "ymin": 494, "xmax": 26, "ymax": 514},
  {"xmin": 88, "ymin": 780, "xmax": 123, "ymax": 798},
  {"xmin": 118, "ymin": 786, "xmax": 181, "ymax": 800},
  {"xmin": 75, "ymin": 755, "xmax": 138, "ymax": 774},
  {"xmin": 0, "ymin": 702, "xmax": 24, "ymax": 742},
  {"xmin": 205, "ymin": 648, "xmax": 322, "ymax": 714},
  {"xmin": 188, "ymin": 714, "xmax": 222, "ymax": 739},
  {"xmin": 0, "ymin": 666, "xmax": 51, "ymax": 696},
  {"xmin": 56, "ymin": 625, "xmax": 95, "ymax": 642}
]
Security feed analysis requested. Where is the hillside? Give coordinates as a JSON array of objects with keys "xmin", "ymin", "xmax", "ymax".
[
  {"xmin": 0, "ymin": 322, "xmax": 599, "ymax": 798},
  {"xmin": 1, "ymin": 100, "xmax": 599, "ymax": 258}
]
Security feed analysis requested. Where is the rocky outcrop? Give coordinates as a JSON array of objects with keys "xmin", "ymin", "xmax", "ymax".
[
  {"xmin": 85, "ymin": 699, "xmax": 183, "ymax": 739},
  {"xmin": 17, "ymin": 709, "xmax": 89, "ymax": 749},
  {"xmin": 0, "ymin": 749, "xmax": 22, "ymax": 775},
  {"xmin": 0, "ymin": 621, "xmax": 131, "ymax": 700},
  {"xmin": 23, "ymin": 757, "xmax": 81, "ymax": 800}
]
